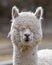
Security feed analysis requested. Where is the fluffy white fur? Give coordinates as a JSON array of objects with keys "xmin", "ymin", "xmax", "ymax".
[
  {"xmin": 9, "ymin": 6, "xmax": 52, "ymax": 65},
  {"xmin": 38, "ymin": 49, "xmax": 52, "ymax": 65}
]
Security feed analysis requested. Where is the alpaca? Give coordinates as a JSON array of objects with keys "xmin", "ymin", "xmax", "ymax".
[
  {"xmin": 9, "ymin": 6, "xmax": 52, "ymax": 65},
  {"xmin": 9, "ymin": 6, "xmax": 42, "ymax": 65}
]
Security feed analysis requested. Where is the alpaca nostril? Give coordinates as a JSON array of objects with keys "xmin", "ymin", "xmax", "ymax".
[{"xmin": 24, "ymin": 34, "xmax": 30, "ymax": 37}]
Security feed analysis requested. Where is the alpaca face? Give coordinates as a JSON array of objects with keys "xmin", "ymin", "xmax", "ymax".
[{"xmin": 9, "ymin": 6, "xmax": 43, "ymax": 48}]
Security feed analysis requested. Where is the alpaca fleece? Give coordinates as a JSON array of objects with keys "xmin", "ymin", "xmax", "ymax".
[{"xmin": 9, "ymin": 6, "xmax": 52, "ymax": 65}]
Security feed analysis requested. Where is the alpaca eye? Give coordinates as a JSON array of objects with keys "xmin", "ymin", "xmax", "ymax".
[
  {"xmin": 30, "ymin": 28, "xmax": 35, "ymax": 33},
  {"xmin": 22, "ymin": 27, "xmax": 26, "ymax": 31}
]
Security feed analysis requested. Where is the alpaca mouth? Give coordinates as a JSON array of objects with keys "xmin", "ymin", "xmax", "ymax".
[{"xmin": 24, "ymin": 37, "xmax": 30, "ymax": 42}]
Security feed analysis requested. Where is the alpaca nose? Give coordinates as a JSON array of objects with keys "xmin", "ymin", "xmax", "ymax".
[
  {"xmin": 24, "ymin": 34, "xmax": 30, "ymax": 38},
  {"xmin": 24, "ymin": 34, "xmax": 30, "ymax": 42}
]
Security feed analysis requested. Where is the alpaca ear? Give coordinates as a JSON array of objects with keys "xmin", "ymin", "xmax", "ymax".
[
  {"xmin": 34, "ymin": 7, "xmax": 43, "ymax": 20},
  {"xmin": 12, "ymin": 6, "xmax": 19, "ymax": 19}
]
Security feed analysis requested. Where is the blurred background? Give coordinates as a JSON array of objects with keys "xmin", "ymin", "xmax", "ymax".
[{"xmin": 0, "ymin": 0, "xmax": 52, "ymax": 65}]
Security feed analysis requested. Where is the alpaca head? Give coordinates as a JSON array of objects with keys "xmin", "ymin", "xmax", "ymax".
[{"xmin": 9, "ymin": 6, "xmax": 43, "ymax": 49}]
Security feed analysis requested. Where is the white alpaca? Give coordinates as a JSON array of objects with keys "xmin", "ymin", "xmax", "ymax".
[{"xmin": 9, "ymin": 6, "xmax": 52, "ymax": 65}]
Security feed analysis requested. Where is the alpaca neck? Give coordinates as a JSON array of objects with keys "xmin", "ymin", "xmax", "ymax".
[{"xmin": 13, "ymin": 45, "xmax": 38, "ymax": 65}]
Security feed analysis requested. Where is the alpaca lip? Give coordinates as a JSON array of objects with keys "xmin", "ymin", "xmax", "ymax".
[{"xmin": 24, "ymin": 37, "xmax": 29, "ymax": 42}]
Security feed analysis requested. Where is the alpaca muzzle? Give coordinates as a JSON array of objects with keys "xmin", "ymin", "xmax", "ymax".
[{"xmin": 24, "ymin": 34, "xmax": 30, "ymax": 42}]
